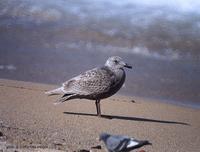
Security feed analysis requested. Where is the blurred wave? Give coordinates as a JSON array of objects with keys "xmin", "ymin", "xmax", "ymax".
[
  {"xmin": 0, "ymin": 0, "xmax": 200, "ymax": 107},
  {"xmin": 0, "ymin": 0, "xmax": 200, "ymax": 60},
  {"xmin": 0, "ymin": 64, "xmax": 16, "ymax": 71},
  {"xmin": 62, "ymin": 41, "xmax": 180, "ymax": 60}
]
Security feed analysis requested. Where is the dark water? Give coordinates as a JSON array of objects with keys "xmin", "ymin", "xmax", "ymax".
[{"xmin": 0, "ymin": 0, "xmax": 200, "ymax": 108}]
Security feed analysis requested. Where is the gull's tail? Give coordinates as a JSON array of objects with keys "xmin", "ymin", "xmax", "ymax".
[
  {"xmin": 54, "ymin": 94, "xmax": 77, "ymax": 105},
  {"xmin": 45, "ymin": 87, "xmax": 65, "ymax": 96}
]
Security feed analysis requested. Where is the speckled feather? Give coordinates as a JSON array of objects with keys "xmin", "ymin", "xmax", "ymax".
[
  {"xmin": 45, "ymin": 56, "xmax": 131, "ymax": 105},
  {"xmin": 62, "ymin": 66, "xmax": 120, "ymax": 98}
]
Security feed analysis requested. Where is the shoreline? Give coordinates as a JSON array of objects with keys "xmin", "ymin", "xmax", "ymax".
[
  {"xmin": 0, "ymin": 79, "xmax": 200, "ymax": 151},
  {"xmin": 1, "ymin": 78, "xmax": 199, "ymax": 110}
]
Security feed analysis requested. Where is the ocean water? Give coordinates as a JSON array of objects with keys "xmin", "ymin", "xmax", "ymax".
[{"xmin": 0, "ymin": 0, "xmax": 200, "ymax": 108}]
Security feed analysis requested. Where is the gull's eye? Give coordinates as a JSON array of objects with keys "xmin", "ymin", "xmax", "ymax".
[{"xmin": 114, "ymin": 60, "xmax": 118, "ymax": 64}]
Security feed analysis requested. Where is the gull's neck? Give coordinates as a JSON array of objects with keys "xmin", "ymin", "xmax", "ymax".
[{"xmin": 105, "ymin": 65, "xmax": 116, "ymax": 72}]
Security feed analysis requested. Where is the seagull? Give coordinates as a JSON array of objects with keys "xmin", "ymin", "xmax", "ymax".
[
  {"xmin": 45, "ymin": 56, "xmax": 132, "ymax": 117},
  {"xmin": 99, "ymin": 133, "xmax": 151, "ymax": 152}
]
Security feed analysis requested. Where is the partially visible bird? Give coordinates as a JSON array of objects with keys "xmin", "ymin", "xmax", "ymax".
[
  {"xmin": 45, "ymin": 56, "xmax": 132, "ymax": 117},
  {"xmin": 99, "ymin": 133, "xmax": 151, "ymax": 152}
]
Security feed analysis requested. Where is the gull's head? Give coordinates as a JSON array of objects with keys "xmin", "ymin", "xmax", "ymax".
[
  {"xmin": 99, "ymin": 133, "xmax": 110, "ymax": 141},
  {"xmin": 105, "ymin": 56, "xmax": 132, "ymax": 70}
]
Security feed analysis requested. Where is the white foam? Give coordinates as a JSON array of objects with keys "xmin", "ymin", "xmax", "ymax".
[
  {"xmin": 0, "ymin": 65, "xmax": 16, "ymax": 71},
  {"xmin": 63, "ymin": 41, "xmax": 181, "ymax": 60},
  {"xmin": 1, "ymin": 0, "xmax": 199, "ymax": 25},
  {"xmin": 0, "ymin": 65, "xmax": 4, "ymax": 70},
  {"xmin": 105, "ymin": 0, "xmax": 200, "ymax": 13},
  {"xmin": 6, "ymin": 65, "xmax": 16, "ymax": 70}
]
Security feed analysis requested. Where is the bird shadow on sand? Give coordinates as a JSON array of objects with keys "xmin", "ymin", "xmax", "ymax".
[{"xmin": 63, "ymin": 112, "xmax": 189, "ymax": 126}]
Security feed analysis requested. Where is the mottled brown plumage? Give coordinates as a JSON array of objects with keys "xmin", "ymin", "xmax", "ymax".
[{"xmin": 45, "ymin": 56, "xmax": 132, "ymax": 116}]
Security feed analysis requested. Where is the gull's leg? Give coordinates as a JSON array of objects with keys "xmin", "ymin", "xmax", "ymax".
[
  {"xmin": 95, "ymin": 99, "xmax": 99, "ymax": 116},
  {"xmin": 97, "ymin": 99, "xmax": 101, "ymax": 117}
]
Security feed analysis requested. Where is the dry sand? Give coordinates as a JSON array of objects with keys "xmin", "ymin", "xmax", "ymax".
[{"xmin": 0, "ymin": 79, "xmax": 199, "ymax": 152}]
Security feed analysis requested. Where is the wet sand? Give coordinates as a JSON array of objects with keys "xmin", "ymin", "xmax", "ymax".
[{"xmin": 0, "ymin": 79, "xmax": 200, "ymax": 152}]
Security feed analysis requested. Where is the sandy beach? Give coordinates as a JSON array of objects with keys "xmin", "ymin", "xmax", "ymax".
[
  {"xmin": 0, "ymin": 79, "xmax": 199, "ymax": 152},
  {"xmin": 1, "ymin": 1, "xmax": 200, "ymax": 152}
]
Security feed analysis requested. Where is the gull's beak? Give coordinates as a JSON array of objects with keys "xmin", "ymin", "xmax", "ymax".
[{"xmin": 124, "ymin": 63, "xmax": 132, "ymax": 69}]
